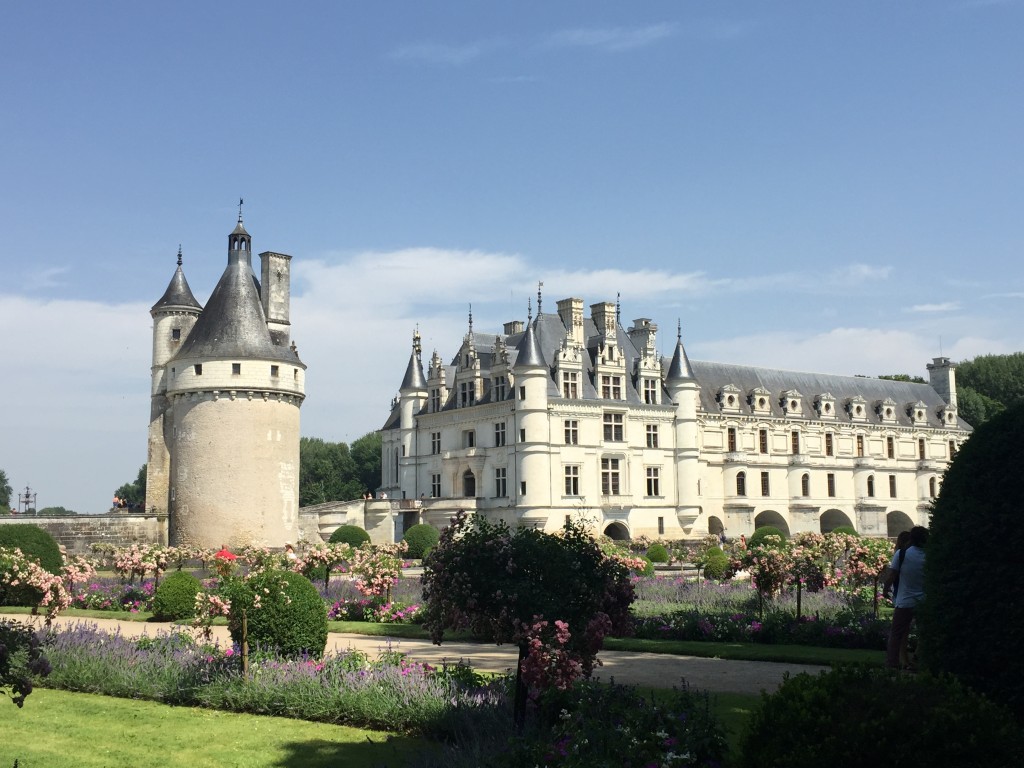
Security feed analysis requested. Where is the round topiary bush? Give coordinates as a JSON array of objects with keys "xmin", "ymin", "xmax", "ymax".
[
  {"xmin": 328, "ymin": 525, "xmax": 371, "ymax": 547},
  {"xmin": 739, "ymin": 666, "xmax": 1022, "ymax": 767},
  {"xmin": 636, "ymin": 555, "xmax": 655, "ymax": 577},
  {"xmin": 226, "ymin": 569, "xmax": 327, "ymax": 658},
  {"xmin": 920, "ymin": 403, "xmax": 1024, "ymax": 720},
  {"xmin": 702, "ymin": 547, "xmax": 729, "ymax": 580},
  {"xmin": 829, "ymin": 525, "xmax": 858, "ymax": 537},
  {"xmin": 152, "ymin": 570, "xmax": 202, "ymax": 621},
  {"xmin": 0, "ymin": 524, "xmax": 63, "ymax": 573},
  {"xmin": 646, "ymin": 542, "xmax": 669, "ymax": 563},
  {"xmin": 402, "ymin": 524, "xmax": 440, "ymax": 559},
  {"xmin": 747, "ymin": 525, "xmax": 787, "ymax": 550}
]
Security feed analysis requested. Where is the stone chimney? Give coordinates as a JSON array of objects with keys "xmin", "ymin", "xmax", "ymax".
[{"xmin": 557, "ymin": 298, "xmax": 585, "ymax": 347}]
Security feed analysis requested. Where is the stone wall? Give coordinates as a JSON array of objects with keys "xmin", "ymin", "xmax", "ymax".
[{"xmin": 0, "ymin": 513, "xmax": 167, "ymax": 555}]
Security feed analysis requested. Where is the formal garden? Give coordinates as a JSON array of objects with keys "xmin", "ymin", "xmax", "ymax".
[{"xmin": 4, "ymin": 406, "xmax": 1024, "ymax": 766}]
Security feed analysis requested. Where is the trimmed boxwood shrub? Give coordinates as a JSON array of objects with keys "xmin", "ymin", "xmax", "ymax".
[
  {"xmin": 747, "ymin": 525, "xmax": 787, "ymax": 550},
  {"xmin": 829, "ymin": 525, "xmax": 858, "ymax": 537},
  {"xmin": 152, "ymin": 570, "xmax": 202, "ymax": 621},
  {"xmin": 920, "ymin": 403, "xmax": 1024, "ymax": 721},
  {"xmin": 226, "ymin": 569, "xmax": 327, "ymax": 659},
  {"xmin": 646, "ymin": 542, "xmax": 669, "ymax": 563},
  {"xmin": 0, "ymin": 524, "xmax": 63, "ymax": 573},
  {"xmin": 702, "ymin": 547, "xmax": 729, "ymax": 580},
  {"xmin": 402, "ymin": 524, "xmax": 440, "ymax": 559},
  {"xmin": 740, "ymin": 666, "xmax": 1023, "ymax": 767},
  {"xmin": 328, "ymin": 525, "xmax": 371, "ymax": 547}
]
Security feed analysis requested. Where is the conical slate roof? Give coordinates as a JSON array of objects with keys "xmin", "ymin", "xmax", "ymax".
[
  {"xmin": 173, "ymin": 254, "xmax": 298, "ymax": 364},
  {"xmin": 400, "ymin": 350, "xmax": 427, "ymax": 391},
  {"xmin": 152, "ymin": 262, "xmax": 202, "ymax": 313},
  {"xmin": 666, "ymin": 335, "xmax": 695, "ymax": 383},
  {"xmin": 513, "ymin": 319, "xmax": 545, "ymax": 370}
]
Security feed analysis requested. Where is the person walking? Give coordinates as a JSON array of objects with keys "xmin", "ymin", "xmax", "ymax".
[{"xmin": 886, "ymin": 526, "xmax": 927, "ymax": 670}]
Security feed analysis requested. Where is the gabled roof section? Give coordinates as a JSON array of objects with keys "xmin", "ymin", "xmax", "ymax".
[
  {"xmin": 172, "ymin": 256, "xmax": 298, "ymax": 364},
  {"xmin": 152, "ymin": 251, "xmax": 202, "ymax": 313}
]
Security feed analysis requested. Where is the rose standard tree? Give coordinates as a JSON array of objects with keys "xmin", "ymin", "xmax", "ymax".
[{"xmin": 421, "ymin": 512, "xmax": 635, "ymax": 729}]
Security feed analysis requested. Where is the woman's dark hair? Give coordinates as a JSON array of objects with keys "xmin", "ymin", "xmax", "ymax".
[{"xmin": 910, "ymin": 526, "xmax": 928, "ymax": 547}]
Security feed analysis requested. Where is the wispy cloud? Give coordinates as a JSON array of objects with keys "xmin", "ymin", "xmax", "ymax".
[
  {"xmin": 389, "ymin": 40, "xmax": 495, "ymax": 66},
  {"xmin": 547, "ymin": 23, "xmax": 677, "ymax": 53},
  {"xmin": 907, "ymin": 302, "xmax": 961, "ymax": 313},
  {"xmin": 829, "ymin": 263, "xmax": 893, "ymax": 284},
  {"xmin": 26, "ymin": 265, "xmax": 72, "ymax": 290},
  {"xmin": 983, "ymin": 291, "xmax": 1024, "ymax": 299}
]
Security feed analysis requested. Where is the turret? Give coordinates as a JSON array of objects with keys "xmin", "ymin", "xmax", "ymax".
[
  {"xmin": 398, "ymin": 329, "xmax": 428, "ymax": 497},
  {"xmin": 514, "ymin": 308, "xmax": 552, "ymax": 513},
  {"xmin": 665, "ymin": 321, "xmax": 701, "ymax": 531}
]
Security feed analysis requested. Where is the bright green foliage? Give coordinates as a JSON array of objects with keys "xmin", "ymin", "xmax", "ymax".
[
  {"xmin": 113, "ymin": 464, "xmax": 147, "ymax": 507},
  {"xmin": 1, "ymin": 618, "xmax": 52, "ymax": 707},
  {"xmin": 152, "ymin": 570, "xmax": 202, "ymax": 621},
  {"xmin": 829, "ymin": 525, "xmax": 858, "ymax": 537},
  {"xmin": 329, "ymin": 525, "xmax": 371, "ymax": 547},
  {"xmin": 636, "ymin": 555, "xmax": 655, "ymax": 576},
  {"xmin": 0, "ymin": 524, "xmax": 62, "ymax": 574},
  {"xmin": 0, "ymin": 468, "xmax": 11, "ymax": 510},
  {"xmin": 920, "ymin": 403, "xmax": 1024, "ymax": 720},
  {"xmin": 747, "ymin": 526, "xmax": 787, "ymax": 550},
  {"xmin": 402, "ymin": 524, "xmax": 439, "ymax": 559},
  {"xmin": 954, "ymin": 353, "xmax": 1024, "ymax": 426},
  {"xmin": 226, "ymin": 569, "xmax": 328, "ymax": 658},
  {"xmin": 646, "ymin": 542, "xmax": 669, "ymax": 563},
  {"xmin": 36, "ymin": 506, "xmax": 77, "ymax": 516},
  {"xmin": 702, "ymin": 547, "xmax": 729, "ymax": 580},
  {"xmin": 299, "ymin": 433, "xmax": 382, "ymax": 506},
  {"xmin": 349, "ymin": 431, "xmax": 383, "ymax": 497},
  {"xmin": 740, "ymin": 667, "xmax": 1023, "ymax": 767}
]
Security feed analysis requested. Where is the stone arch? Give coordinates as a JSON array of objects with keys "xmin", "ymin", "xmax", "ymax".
[
  {"xmin": 603, "ymin": 521, "xmax": 629, "ymax": 541},
  {"xmin": 887, "ymin": 510, "xmax": 914, "ymax": 538},
  {"xmin": 462, "ymin": 469, "xmax": 476, "ymax": 498},
  {"xmin": 820, "ymin": 508, "xmax": 854, "ymax": 533},
  {"xmin": 754, "ymin": 510, "xmax": 790, "ymax": 536},
  {"xmin": 707, "ymin": 515, "xmax": 725, "ymax": 536}
]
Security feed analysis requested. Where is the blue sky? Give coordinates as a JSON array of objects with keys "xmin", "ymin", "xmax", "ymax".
[{"xmin": 2, "ymin": 1, "xmax": 1022, "ymax": 513}]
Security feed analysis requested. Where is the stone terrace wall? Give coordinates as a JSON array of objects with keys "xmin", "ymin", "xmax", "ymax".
[{"xmin": 0, "ymin": 513, "xmax": 167, "ymax": 555}]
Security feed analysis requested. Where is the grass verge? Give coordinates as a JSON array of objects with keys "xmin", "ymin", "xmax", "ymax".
[
  {"xmin": 3, "ymin": 688, "xmax": 428, "ymax": 768},
  {"xmin": 603, "ymin": 636, "xmax": 885, "ymax": 666}
]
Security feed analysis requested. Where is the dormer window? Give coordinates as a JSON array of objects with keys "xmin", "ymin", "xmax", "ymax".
[
  {"xmin": 750, "ymin": 386, "xmax": 772, "ymax": 415},
  {"xmin": 815, "ymin": 393, "xmax": 837, "ymax": 419},
  {"xmin": 847, "ymin": 396, "xmax": 868, "ymax": 422},
  {"xmin": 878, "ymin": 397, "xmax": 898, "ymax": 424},
  {"xmin": 909, "ymin": 400, "xmax": 929, "ymax": 426},
  {"xmin": 718, "ymin": 384, "xmax": 742, "ymax": 412},
  {"xmin": 938, "ymin": 405, "xmax": 958, "ymax": 428},
  {"xmin": 782, "ymin": 389, "xmax": 803, "ymax": 418}
]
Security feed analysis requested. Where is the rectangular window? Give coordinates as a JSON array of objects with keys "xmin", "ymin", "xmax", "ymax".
[
  {"xmin": 759, "ymin": 429, "xmax": 769, "ymax": 454},
  {"xmin": 429, "ymin": 388, "xmax": 441, "ymax": 412},
  {"xmin": 430, "ymin": 474, "xmax": 441, "ymax": 498},
  {"xmin": 495, "ymin": 467, "xmax": 507, "ymax": 498},
  {"xmin": 643, "ymin": 378, "xmax": 658, "ymax": 405},
  {"xmin": 171, "ymin": 328, "xmax": 181, "ymax": 341},
  {"xmin": 270, "ymin": 365, "xmax": 279, "ymax": 377},
  {"xmin": 889, "ymin": 474, "xmax": 897, "ymax": 498},
  {"xmin": 430, "ymin": 432, "xmax": 441, "ymax": 455},
  {"xmin": 949, "ymin": 440, "xmax": 957, "ymax": 458},
  {"xmin": 918, "ymin": 438, "xmax": 926, "ymax": 460},
  {"xmin": 564, "ymin": 465, "xmax": 580, "ymax": 496},
  {"xmin": 603, "ymin": 412, "xmax": 624, "ymax": 442},
  {"xmin": 562, "ymin": 371, "xmax": 579, "ymax": 399},
  {"xmin": 887, "ymin": 436, "xmax": 895, "ymax": 459},
  {"xmin": 601, "ymin": 375, "xmax": 622, "ymax": 400},
  {"xmin": 601, "ymin": 458, "xmax": 621, "ymax": 495},
  {"xmin": 825, "ymin": 432, "xmax": 834, "ymax": 456},
  {"xmin": 760, "ymin": 471, "xmax": 770, "ymax": 496},
  {"xmin": 646, "ymin": 424, "xmax": 659, "ymax": 448},
  {"xmin": 232, "ymin": 363, "xmax": 241, "ymax": 375},
  {"xmin": 727, "ymin": 427, "xmax": 737, "ymax": 453},
  {"xmin": 519, "ymin": 386, "xmax": 526, "ymax": 400},
  {"xmin": 520, "ymin": 481, "xmax": 526, "ymax": 495},
  {"xmin": 645, "ymin": 466, "xmax": 661, "ymax": 497},
  {"xmin": 827, "ymin": 473, "xmax": 836, "ymax": 497},
  {"xmin": 519, "ymin": 428, "xmax": 526, "ymax": 443},
  {"xmin": 459, "ymin": 382, "xmax": 475, "ymax": 407},
  {"xmin": 856, "ymin": 435, "xmax": 865, "ymax": 457},
  {"xmin": 658, "ymin": 516, "xmax": 665, "ymax": 535},
  {"xmin": 494, "ymin": 422, "xmax": 506, "ymax": 447},
  {"xmin": 463, "ymin": 430, "xmax": 475, "ymax": 448},
  {"xmin": 564, "ymin": 419, "xmax": 579, "ymax": 445},
  {"xmin": 791, "ymin": 431, "xmax": 800, "ymax": 454},
  {"xmin": 493, "ymin": 377, "xmax": 506, "ymax": 401},
  {"xmin": 194, "ymin": 364, "xmax": 202, "ymax": 376}
]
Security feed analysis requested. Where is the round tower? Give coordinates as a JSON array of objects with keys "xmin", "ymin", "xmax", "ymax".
[
  {"xmin": 398, "ymin": 328, "xmax": 428, "ymax": 495},
  {"xmin": 513, "ymin": 314, "xmax": 552, "ymax": 522},
  {"xmin": 665, "ymin": 321, "xmax": 703, "ymax": 533},
  {"xmin": 147, "ymin": 247, "xmax": 203, "ymax": 519},
  {"xmin": 165, "ymin": 210, "xmax": 306, "ymax": 549}
]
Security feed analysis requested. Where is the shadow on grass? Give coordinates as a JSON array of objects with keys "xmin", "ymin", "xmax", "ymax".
[{"xmin": 274, "ymin": 736, "xmax": 433, "ymax": 768}]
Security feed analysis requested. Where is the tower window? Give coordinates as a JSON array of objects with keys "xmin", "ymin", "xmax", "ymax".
[
  {"xmin": 856, "ymin": 435, "xmax": 865, "ymax": 457},
  {"xmin": 889, "ymin": 474, "xmax": 897, "ymax": 498},
  {"xmin": 825, "ymin": 432, "xmax": 834, "ymax": 456},
  {"xmin": 171, "ymin": 328, "xmax": 181, "ymax": 341},
  {"xmin": 827, "ymin": 473, "xmax": 836, "ymax": 497},
  {"xmin": 271, "ymin": 365, "xmax": 279, "ymax": 377},
  {"xmin": 918, "ymin": 438, "xmax": 926, "ymax": 460},
  {"xmin": 232, "ymin": 363, "xmax": 241, "ymax": 375},
  {"xmin": 791, "ymin": 431, "xmax": 800, "ymax": 454},
  {"xmin": 736, "ymin": 471, "xmax": 746, "ymax": 497},
  {"xmin": 887, "ymin": 436, "xmax": 895, "ymax": 459},
  {"xmin": 194, "ymin": 364, "xmax": 203, "ymax": 376},
  {"xmin": 727, "ymin": 427, "xmax": 737, "ymax": 453},
  {"xmin": 760, "ymin": 471, "xmax": 770, "ymax": 496},
  {"xmin": 759, "ymin": 429, "xmax": 769, "ymax": 454},
  {"xmin": 868, "ymin": 475, "xmax": 875, "ymax": 497},
  {"xmin": 801, "ymin": 473, "xmax": 810, "ymax": 497}
]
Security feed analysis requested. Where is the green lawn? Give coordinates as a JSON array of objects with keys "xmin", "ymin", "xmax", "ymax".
[{"xmin": 3, "ymin": 688, "xmax": 429, "ymax": 768}]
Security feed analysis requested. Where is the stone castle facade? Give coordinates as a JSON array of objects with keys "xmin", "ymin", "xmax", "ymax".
[
  {"xmin": 146, "ymin": 212, "xmax": 306, "ymax": 548},
  {"xmin": 381, "ymin": 296, "xmax": 969, "ymax": 541}
]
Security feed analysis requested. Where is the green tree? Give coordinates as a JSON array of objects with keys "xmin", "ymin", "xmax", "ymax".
[
  {"xmin": 956, "ymin": 385, "xmax": 1006, "ymax": 427},
  {"xmin": 299, "ymin": 437, "xmax": 363, "ymax": 506},
  {"xmin": 953, "ymin": 352, "xmax": 1024, "ymax": 427},
  {"xmin": 113, "ymin": 465, "xmax": 146, "ymax": 508},
  {"xmin": 37, "ymin": 506, "xmax": 77, "ymax": 516},
  {"xmin": 876, "ymin": 374, "xmax": 927, "ymax": 383},
  {"xmin": 350, "ymin": 431, "xmax": 382, "ymax": 495},
  {"xmin": 0, "ymin": 468, "xmax": 12, "ymax": 511}
]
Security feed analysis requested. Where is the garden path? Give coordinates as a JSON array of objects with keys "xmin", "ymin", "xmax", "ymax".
[{"xmin": 3, "ymin": 612, "xmax": 825, "ymax": 696}]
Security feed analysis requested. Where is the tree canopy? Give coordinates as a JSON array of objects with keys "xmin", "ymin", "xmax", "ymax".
[
  {"xmin": 0, "ymin": 469, "xmax": 12, "ymax": 511},
  {"xmin": 299, "ymin": 432, "xmax": 381, "ymax": 506},
  {"xmin": 955, "ymin": 352, "xmax": 1024, "ymax": 427},
  {"xmin": 113, "ymin": 465, "xmax": 146, "ymax": 508}
]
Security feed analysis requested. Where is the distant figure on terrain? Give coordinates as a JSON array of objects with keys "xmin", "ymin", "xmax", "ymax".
[
  {"xmin": 882, "ymin": 530, "xmax": 912, "ymax": 602},
  {"xmin": 886, "ymin": 526, "xmax": 927, "ymax": 670},
  {"xmin": 284, "ymin": 542, "xmax": 297, "ymax": 562},
  {"xmin": 719, "ymin": 530, "xmax": 727, "ymax": 545}
]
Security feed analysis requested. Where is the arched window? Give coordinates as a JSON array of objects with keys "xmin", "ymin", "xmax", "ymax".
[
  {"xmin": 736, "ymin": 471, "xmax": 746, "ymax": 497},
  {"xmin": 929, "ymin": 477, "xmax": 937, "ymax": 498},
  {"xmin": 867, "ymin": 475, "xmax": 875, "ymax": 497},
  {"xmin": 801, "ymin": 473, "xmax": 810, "ymax": 497}
]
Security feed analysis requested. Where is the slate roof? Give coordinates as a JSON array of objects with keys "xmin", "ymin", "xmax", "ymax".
[
  {"xmin": 400, "ymin": 351, "xmax": 427, "ymax": 391},
  {"xmin": 152, "ymin": 264, "xmax": 202, "ymax": 313}
]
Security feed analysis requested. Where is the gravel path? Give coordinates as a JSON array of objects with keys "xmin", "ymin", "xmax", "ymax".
[{"xmin": 3, "ymin": 612, "xmax": 826, "ymax": 696}]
